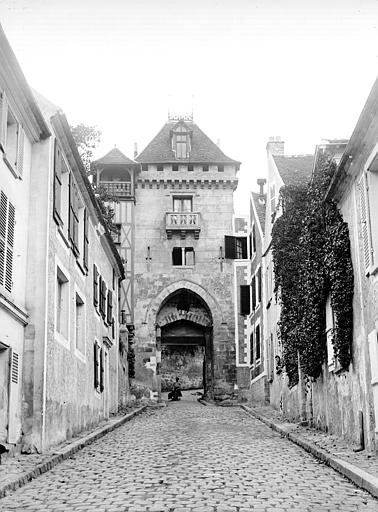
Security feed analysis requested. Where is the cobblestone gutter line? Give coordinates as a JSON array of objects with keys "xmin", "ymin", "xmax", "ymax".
[
  {"xmin": 0, "ymin": 406, "xmax": 146, "ymax": 499},
  {"xmin": 241, "ymin": 404, "xmax": 378, "ymax": 500}
]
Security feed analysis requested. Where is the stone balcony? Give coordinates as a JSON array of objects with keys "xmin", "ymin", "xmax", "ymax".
[
  {"xmin": 100, "ymin": 181, "xmax": 132, "ymax": 198},
  {"xmin": 165, "ymin": 212, "xmax": 201, "ymax": 239}
]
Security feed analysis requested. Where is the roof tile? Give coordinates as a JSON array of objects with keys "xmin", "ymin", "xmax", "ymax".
[{"xmin": 273, "ymin": 154, "xmax": 314, "ymax": 187}]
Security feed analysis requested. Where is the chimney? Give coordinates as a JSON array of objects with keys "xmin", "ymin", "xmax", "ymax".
[
  {"xmin": 216, "ymin": 138, "xmax": 221, "ymax": 147},
  {"xmin": 134, "ymin": 142, "xmax": 138, "ymax": 158},
  {"xmin": 266, "ymin": 135, "xmax": 285, "ymax": 156},
  {"xmin": 257, "ymin": 178, "xmax": 266, "ymax": 201}
]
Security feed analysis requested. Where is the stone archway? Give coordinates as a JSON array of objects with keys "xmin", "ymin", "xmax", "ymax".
[{"xmin": 148, "ymin": 282, "xmax": 221, "ymax": 400}]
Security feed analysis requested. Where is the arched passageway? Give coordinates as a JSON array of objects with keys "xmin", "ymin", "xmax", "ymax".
[{"xmin": 156, "ymin": 288, "xmax": 214, "ymax": 399}]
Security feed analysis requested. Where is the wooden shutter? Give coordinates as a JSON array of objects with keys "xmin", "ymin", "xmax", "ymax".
[
  {"xmin": 256, "ymin": 325, "xmax": 261, "ymax": 360},
  {"xmin": 7, "ymin": 349, "xmax": 20, "ymax": 443},
  {"xmin": 99, "ymin": 347, "xmax": 104, "ymax": 393},
  {"xmin": 83, "ymin": 208, "xmax": 89, "ymax": 270},
  {"xmin": 252, "ymin": 225, "xmax": 256, "ymax": 253},
  {"xmin": 102, "ymin": 280, "xmax": 107, "ymax": 319},
  {"xmin": 53, "ymin": 141, "xmax": 62, "ymax": 224},
  {"xmin": 258, "ymin": 267, "xmax": 262, "ymax": 303},
  {"xmin": 93, "ymin": 264, "xmax": 99, "ymax": 307},
  {"xmin": 16, "ymin": 126, "xmax": 24, "ymax": 175},
  {"xmin": 224, "ymin": 235, "xmax": 236, "ymax": 259},
  {"xmin": 252, "ymin": 276, "xmax": 256, "ymax": 310},
  {"xmin": 107, "ymin": 290, "xmax": 113, "ymax": 324},
  {"xmin": 250, "ymin": 332, "xmax": 254, "ymax": 366},
  {"xmin": 240, "ymin": 285, "xmax": 250, "ymax": 315},
  {"xmin": 68, "ymin": 174, "xmax": 79, "ymax": 255},
  {"xmin": 94, "ymin": 343, "xmax": 99, "ymax": 389},
  {"xmin": 0, "ymin": 92, "xmax": 8, "ymax": 152},
  {"xmin": 0, "ymin": 191, "xmax": 15, "ymax": 292},
  {"xmin": 358, "ymin": 173, "xmax": 373, "ymax": 270},
  {"xmin": 241, "ymin": 237, "xmax": 247, "ymax": 259}
]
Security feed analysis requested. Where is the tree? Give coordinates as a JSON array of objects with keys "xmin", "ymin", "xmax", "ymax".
[
  {"xmin": 70, "ymin": 123, "xmax": 118, "ymax": 233},
  {"xmin": 70, "ymin": 123, "xmax": 102, "ymax": 173}
]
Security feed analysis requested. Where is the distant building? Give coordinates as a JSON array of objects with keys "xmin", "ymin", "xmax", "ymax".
[
  {"xmin": 131, "ymin": 116, "xmax": 241, "ymax": 399},
  {"xmin": 263, "ymin": 141, "xmax": 314, "ymax": 415},
  {"xmin": 249, "ymin": 180, "xmax": 268, "ymax": 402}
]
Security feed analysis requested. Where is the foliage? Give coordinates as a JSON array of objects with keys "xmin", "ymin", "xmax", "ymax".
[
  {"xmin": 272, "ymin": 153, "xmax": 353, "ymax": 386},
  {"xmin": 127, "ymin": 342, "xmax": 136, "ymax": 380},
  {"xmin": 71, "ymin": 123, "xmax": 102, "ymax": 173},
  {"xmin": 94, "ymin": 184, "xmax": 119, "ymax": 234}
]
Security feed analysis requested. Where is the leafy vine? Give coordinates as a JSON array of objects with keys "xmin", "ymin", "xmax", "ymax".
[{"xmin": 271, "ymin": 153, "xmax": 353, "ymax": 386}]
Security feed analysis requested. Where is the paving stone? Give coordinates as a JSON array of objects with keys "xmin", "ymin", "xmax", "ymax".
[{"xmin": 0, "ymin": 392, "xmax": 377, "ymax": 510}]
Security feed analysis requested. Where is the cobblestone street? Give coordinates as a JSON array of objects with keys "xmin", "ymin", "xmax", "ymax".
[{"xmin": 1, "ymin": 393, "xmax": 377, "ymax": 512}]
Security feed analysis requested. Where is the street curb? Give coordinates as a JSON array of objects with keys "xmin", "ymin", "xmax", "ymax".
[
  {"xmin": 0, "ymin": 406, "xmax": 146, "ymax": 499},
  {"xmin": 241, "ymin": 405, "xmax": 378, "ymax": 499}
]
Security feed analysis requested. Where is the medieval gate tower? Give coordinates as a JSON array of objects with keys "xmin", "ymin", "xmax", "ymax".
[
  {"xmin": 134, "ymin": 115, "xmax": 240, "ymax": 399},
  {"xmin": 94, "ymin": 115, "xmax": 240, "ymax": 400}
]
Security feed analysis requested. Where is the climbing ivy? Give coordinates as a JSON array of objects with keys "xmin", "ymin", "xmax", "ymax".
[{"xmin": 271, "ymin": 153, "xmax": 353, "ymax": 386}]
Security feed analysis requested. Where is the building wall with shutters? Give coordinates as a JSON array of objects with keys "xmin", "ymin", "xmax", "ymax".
[
  {"xmin": 0, "ymin": 71, "xmax": 39, "ymax": 449},
  {"xmin": 22, "ymin": 102, "xmax": 122, "ymax": 452}
]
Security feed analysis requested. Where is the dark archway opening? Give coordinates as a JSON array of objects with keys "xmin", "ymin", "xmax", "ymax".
[{"xmin": 156, "ymin": 288, "xmax": 213, "ymax": 398}]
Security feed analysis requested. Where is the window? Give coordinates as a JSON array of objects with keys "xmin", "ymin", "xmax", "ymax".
[
  {"xmin": 75, "ymin": 292, "xmax": 85, "ymax": 354},
  {"xmin": 157, "ymin": 164, "xmax": 163, "ymax": 172},
  {"xmin": 83, "ymin": 209, "xmax": 89, "ymax": 270},
  {"xmin": 93, "ymin": 264, "xmax": 99, "ymax": 307},
  {"xmin": 0, "ymin": 191, "xmax": 15, "ymax": 293},
  {"xmin": 188, "ymin": 164, "xmax": 193, "ymax": 172},
  {"xmin": 257, "ymin": 267, "xmax": 262, "ymax": 303},
  {"xmin": 69, "ymin": 174, "xmax": 79, "ymax": 256},
  {"xmin": 250, "ymin": 332, "xmax": 254, "ymax": 366},
  {"xmin": 218, "ymin": 165, "xmax": 224, "ymax": 172},
  {"xmin": 203, "ymin": 164, "xmax": 209, "ymax": 172},
  {"xmin": 252, "ymin": 224, "xmax": 256, "ymax": 255},
  {"xmin": 172, "ymin": 164, "xmax": 178, "ymax": 172},
  {"xmin": 225, "ymin": 236, "xmax": 247, "ymax": 259},
  {"xmin": 172, "ymin": 247, "xmax": 195, "ymax": 266},
  {"xmin": 56, "ymin": 267, "xmax": 69, "ymax": 340},
  {"xmin": 240, "ymin": 285, "xmax": 250, "ymax": 316},
  {"xmin": 107, "ymin": 289, "xmax": 113, "ymax": 324},
  {"xmin": 256, "ymin": 324, "xmax": 261, "ymax": 362},
  {"xmin": 94, "ymin": 341, "xmax": 100, "ymax": 391},
  {"xmin": 173, "ymin": 196, "xmax": 192, "ymax": 213},
  {"xmin": 251, "ymin": 276, "xmax": 256, "ymax": 310},
  {"xmin": 100, "ymin": 346, "xmax": 105, "ymax": 392},
  {"xmin": 0, "ymin": 93, "xmax": 24, "ymax": 176},
  {"xmin": 99, "ymin": 276, "xmax": 107, "ymax": 319}
]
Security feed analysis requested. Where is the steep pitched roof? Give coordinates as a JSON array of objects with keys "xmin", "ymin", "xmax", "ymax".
[
  {"xmin": 273, "ymin": 155, "xmax": 314, "ymax": 187},
  {"xmin": 136, "ymin": 121, "xmax": 240, "ymax": 164},
  {"xmin": 93, "ymin": 147, "xmax": 137, "ymax": 166},
  {"xmin": 251, "ymin": 192, "xmax": 266, "ymax": 234}
]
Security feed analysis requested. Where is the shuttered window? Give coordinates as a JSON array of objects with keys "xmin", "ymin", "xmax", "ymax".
[
  {"xmin": 225, "ymin": 235, "xmax": 248, "ymax": 259},
  {"xmin": 256, "ymin": 324, "xmax": 261, "ymax": 361},
  {"xmin": 107, "ymin": 290, "xmax": 113, "ymax": 324},
  {"xmin": 99, "ymin": 277, "xmax": 107, "ymax": 319},
  {"xmin": 83, "ymin": 208, "xmax": 89, "ymax": 270},
  {"xmin": 0, "ymin": 190, "xmax": 15, "ymax": 292},
  {"xmin": 100, "ymin": 347, "xmax": 104, "ymax": 393},
  {"xmin": 358, "ymin": 172, "xmax": 373, "ymax": 270},
  {"xmin": 0, "ymin": 92, "xmax": 24, "ymax": 175},
  {"xmin": 53, "ymin": 141, "xmax": 62, "ymax": 224},
  {"xmin": 251, "ymin": 276, "xmax": 256, "ymax": 310},
  {"xmin": 94, "ymin": 342, "xmax": 100, "ymax": 389},
  {"xmin": 68, "ymin": 174, "xmax": 79, "ymax": 256},
  {"xmin": 257, "ymin": 267, "xmax": 262, "ymax": 303},
  {"xmin": 240, "ymin": 285, "xmax": 250, "ymax": 316},
  {"xmin": 93, "ymin": 264, "xmax": 99, "ymax": 307}
]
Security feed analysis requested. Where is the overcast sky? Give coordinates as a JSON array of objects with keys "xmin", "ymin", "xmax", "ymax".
[{"xmin": 1, "ymin": 0, "xmax": 378, "ymax": 211}]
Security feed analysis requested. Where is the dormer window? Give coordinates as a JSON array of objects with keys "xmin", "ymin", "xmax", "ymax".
[{"xmin": 171, "ymin": 122, "xmax": 192, "ymax": 160}]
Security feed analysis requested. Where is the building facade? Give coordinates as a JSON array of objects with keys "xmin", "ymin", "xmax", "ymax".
[
  {"xmin": 0, "ymin": 26, "xmax": 50, "ymax": 453},
  {"xmin": 131, "ymin": 116, "xmax": 240, "ymax": 399}
]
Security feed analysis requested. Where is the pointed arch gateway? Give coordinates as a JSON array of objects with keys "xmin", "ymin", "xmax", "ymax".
[{"xmin": 148, "ymin": 280, "xmax": 223, "ymax": 400}]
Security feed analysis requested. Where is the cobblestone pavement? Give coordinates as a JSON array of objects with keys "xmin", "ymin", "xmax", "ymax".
[{"xmin": 1, "ymin": 393, "xmax": 378, "ymax": 512}]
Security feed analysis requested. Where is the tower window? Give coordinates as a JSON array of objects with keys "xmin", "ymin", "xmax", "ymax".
[
  {"xmin": 172, "ymin": 247, "xmax": 195, "ymax": 266},
  {"xmin": 173, "ymin": 196, "xmax": 192, "ymax": 213}
]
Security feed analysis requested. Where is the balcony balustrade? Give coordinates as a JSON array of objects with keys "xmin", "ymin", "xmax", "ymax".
[
  {"xmin": 100, "ymin": 181, "xmax": 132, "ymax": 198},
  {"xmin": 166, "ymin": 212, "xmax": 201, "ymax": 239}
]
